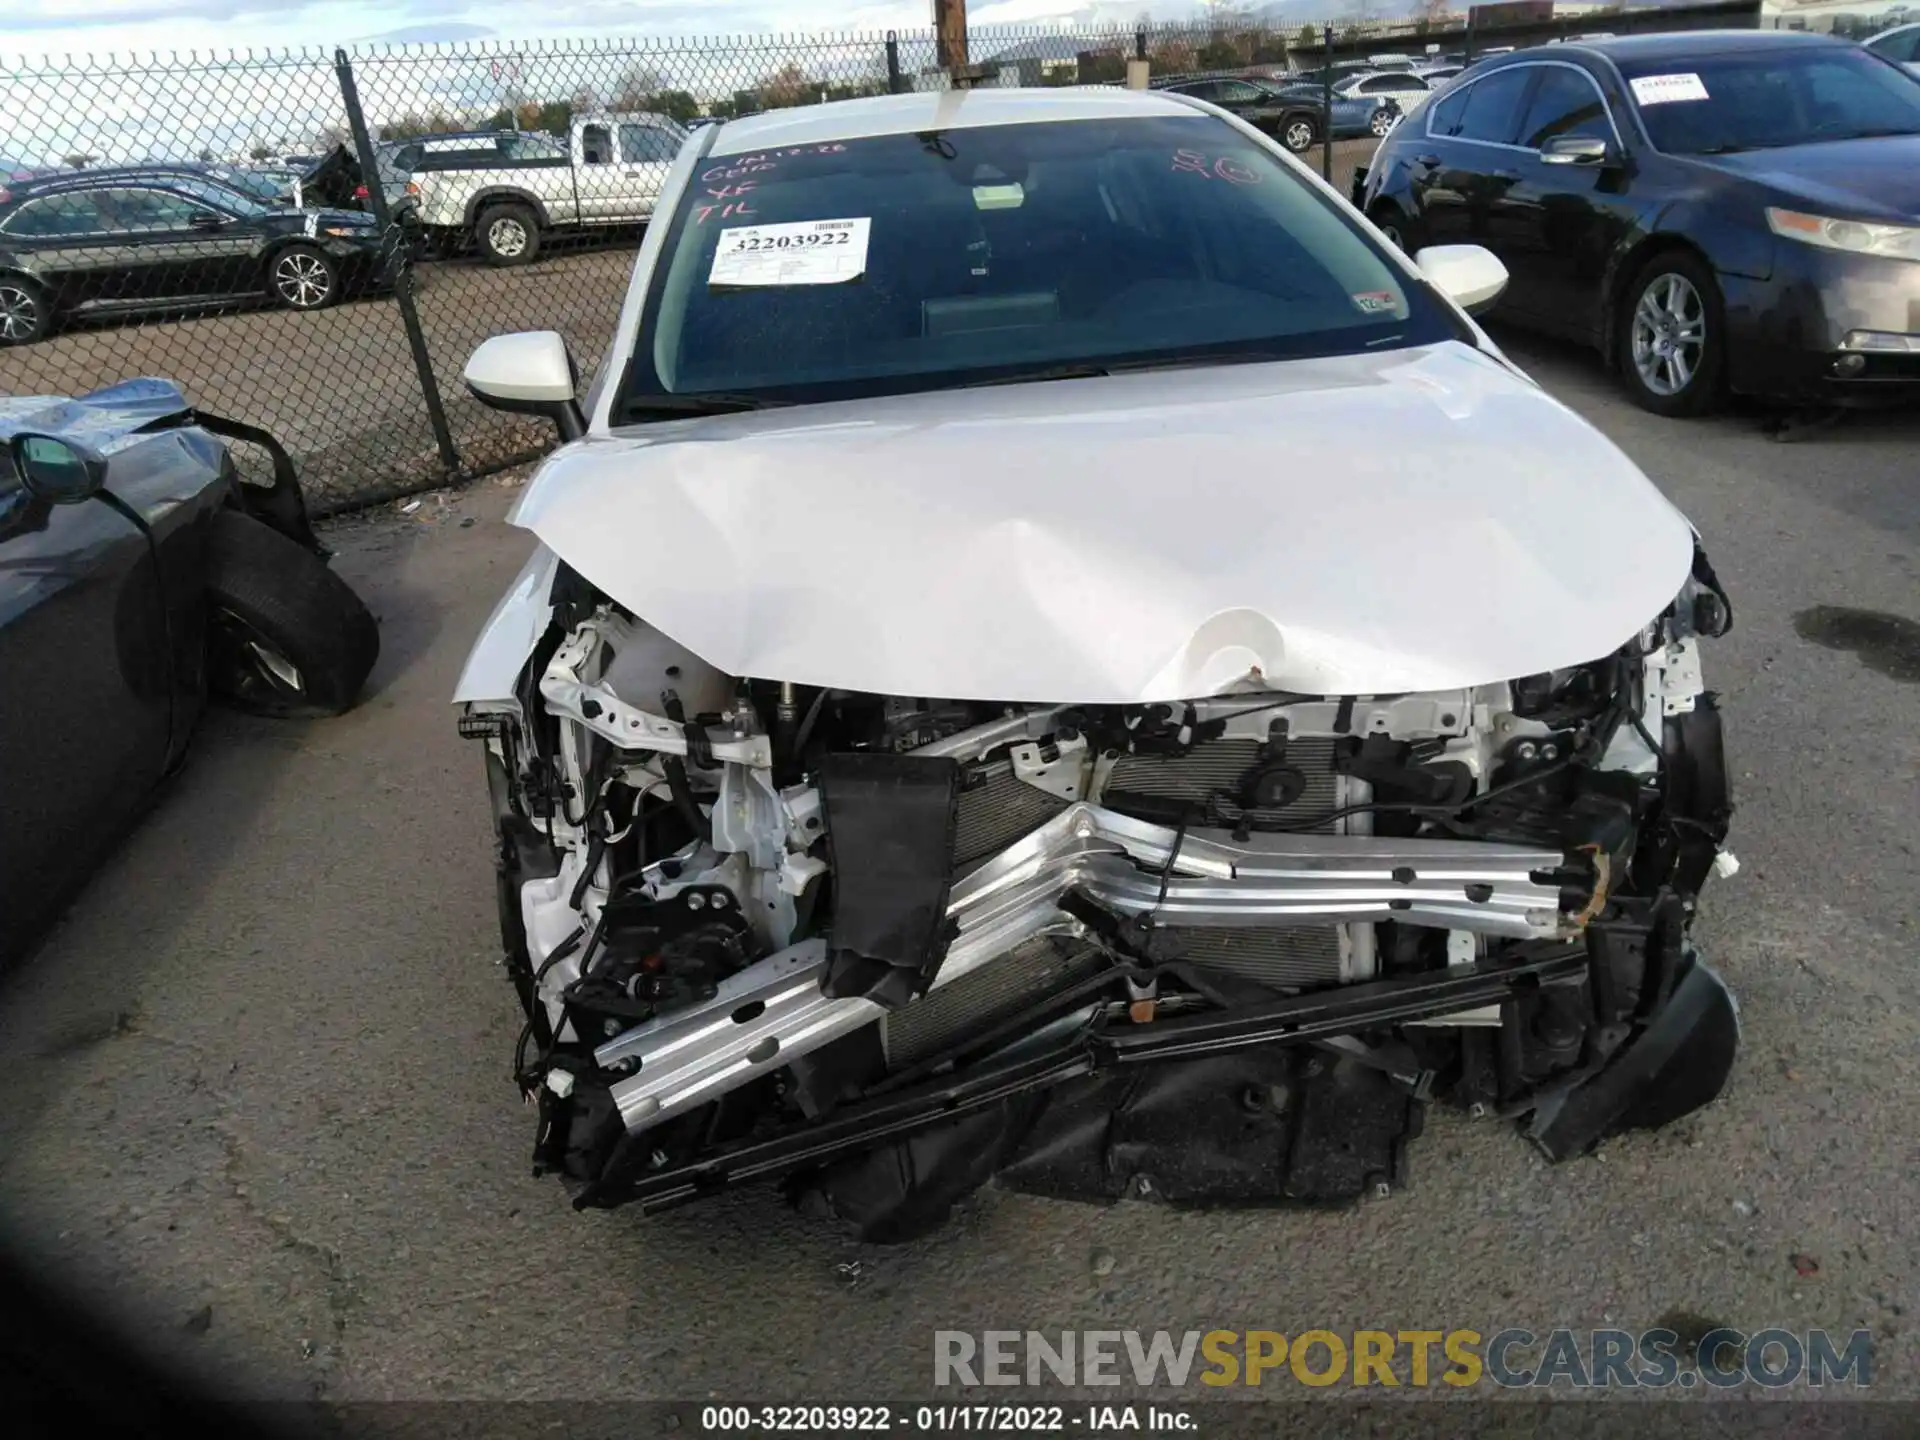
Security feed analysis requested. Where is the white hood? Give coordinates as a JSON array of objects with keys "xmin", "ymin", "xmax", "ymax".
[{"xmin": 510, "ymin": 341, "xmax": 1696, "ymax": 704}]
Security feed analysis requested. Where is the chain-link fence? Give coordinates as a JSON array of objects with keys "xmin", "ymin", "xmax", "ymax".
[{"xmin": 0, "ymin": 11, "xmax": 1745, "ymax": 514}]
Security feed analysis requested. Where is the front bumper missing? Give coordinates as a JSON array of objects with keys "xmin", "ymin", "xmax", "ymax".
[
  {"xmin": 580, "ymin": 944, "xmax": 1596, "ymax": 1212},
  {"xmin": 592, "ymin": 803, "xmax": 1570, "ymax": 1137}
]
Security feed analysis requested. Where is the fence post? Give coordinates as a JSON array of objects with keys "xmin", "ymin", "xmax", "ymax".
[
  {"xmin": 1321, "ymin": 25, "xmax": 1334, "ymax": 183},
  {"xmin": 1464, "ymin": 16, "xmax": 1477, "ymax": 64},
  {"xmin": 1135, "ymin": 26, "xmax": 1148, "ymax": 61},
  {"xmin": 334, "ymin": 47, "xmax": 460, "ymax": 478},
  {"xmin": 886, "ymin": 31, "xmax": 904, "ymax": 94}
]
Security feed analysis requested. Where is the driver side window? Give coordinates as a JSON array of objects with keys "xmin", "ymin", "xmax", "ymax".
[
  {"xmin": 109, "ymin": 188, "xmax": 220, "ymax": 230},
  {"xmin": 1869, "ymin": 27, "xmax": 1920, "ymax": 62},
  {"xmin": 1517, "ymin": 68, "xmax": 1614, "ymax": 149}
]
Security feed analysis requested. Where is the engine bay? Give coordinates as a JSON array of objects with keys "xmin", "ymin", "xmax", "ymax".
[{"xmin": 463, "ymin": 556, "xmax": 1738, "ymax": 1240}]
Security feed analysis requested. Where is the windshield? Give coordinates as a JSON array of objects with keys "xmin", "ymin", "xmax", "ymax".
[
  {"xmin": 1621, "ymin": 47, "xmax": 1920, "ymax": 154},
  {"xmin": 617, "ymin": 115, "xmax": 1457, "ymax": 417}
]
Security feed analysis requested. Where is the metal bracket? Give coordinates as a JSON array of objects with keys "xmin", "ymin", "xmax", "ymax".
[{"xmin": 1010, "ymin": 732, "xmax": 1089, "ymax": 801}]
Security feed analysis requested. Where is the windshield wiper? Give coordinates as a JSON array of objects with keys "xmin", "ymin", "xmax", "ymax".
[
  {"xmin": 620, "ymin": 392, "xmax": 786, "ymax": 419},
  {"xmin": 957, "ymin": 351, "xmax": 1292, "ymax": 390}
]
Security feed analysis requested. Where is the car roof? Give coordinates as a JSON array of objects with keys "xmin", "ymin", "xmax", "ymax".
[
  {"xmin": 1545, "ymin": 28, "xmax": 1849, "ymax": 64},
  {"xmin": 1869, "ymin": 21, "xmax": 1920, "ymax": 40},
  {"xmin": 709, "ymin": 87, "xmax": 1198, "ymax": 155},
  {"xmin": 1, "ymin": 167, "xmax": 241, "ymax": 198}
]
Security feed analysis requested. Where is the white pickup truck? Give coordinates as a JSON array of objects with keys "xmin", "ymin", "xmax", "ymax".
[{"xmin": 407, "ymin": 113, "xmax": 689, "ymax": 265}]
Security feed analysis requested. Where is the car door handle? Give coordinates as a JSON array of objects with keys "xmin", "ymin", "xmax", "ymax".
[
  {"xmin": 1493, "ymin": 169, "xmax": 1522, "ymax": 182},
  {"xmin": 1414, "ymin": 154, "xmax": 1441, "ymax": 168}
]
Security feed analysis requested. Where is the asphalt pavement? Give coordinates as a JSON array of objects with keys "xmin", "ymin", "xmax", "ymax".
[{"xmin": 0, "ymin": 330, "xmax": 1915, "ymax": 1408}]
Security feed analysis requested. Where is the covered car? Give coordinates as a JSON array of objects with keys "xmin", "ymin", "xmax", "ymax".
[
  {"xmin": 453, "ymin": 87, "xmax": 1740, "ymax": 1240},
  {"xmin": 0, "ymin": 380, "xmax": 379, "ymax": 966}
]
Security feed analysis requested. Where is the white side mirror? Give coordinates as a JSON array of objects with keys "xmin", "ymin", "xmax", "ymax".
[
  {"xmin": 1414, "ymin": 244, "xmax": 1508, "ymax": 316},
  {"xmin": 463, "ymin": 331, "xmax": 585, "ymax": 440}
]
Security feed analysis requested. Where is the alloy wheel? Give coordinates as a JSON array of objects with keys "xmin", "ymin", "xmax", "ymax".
[
  {"xmin": 274, "ymin": 252, "xmax": 331, "ymax": 308},
  {"xmin": 0, "ymin": 283, "xmax": 40, "ymax": 342},
  {"xmin": 488, "ymin": 216, "xmax": 528, "ymax": 258},
  {"xmin": 1370, "ymin": 109, "xmax": 1396, "ymax": 137},
  {"xmin": 1630, "ymin": 272, "xmax": 1707, "ymax": 398},
  {"xmin": 1284, "ymin": 120, "xmax": 1314, "ymax": 152}
]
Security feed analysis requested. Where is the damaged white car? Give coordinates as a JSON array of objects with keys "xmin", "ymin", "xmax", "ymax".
[{"xmin": 453, "ymin": 88, "xmax": 1739, "ymax": 1240}]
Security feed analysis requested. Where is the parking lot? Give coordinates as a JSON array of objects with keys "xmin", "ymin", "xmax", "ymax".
[
  {"xmin": 0, "ymin": 312, "xmax": 1914, "ymax": 1405},
  {"xmin": 0, "ymin": 141, "xmax": 1382, "ymax": 513}
]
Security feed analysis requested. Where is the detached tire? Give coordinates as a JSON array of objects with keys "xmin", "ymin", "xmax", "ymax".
[
  {"xmin": 477, "ymin": 202, "xmax": 541, "ymax": 267},
  {"xmin": 1617, "ymin": 251, "xmax": 1725, "ymax": 418},
  {"xmin": 204, "ymin": 509, "xmax": 378, "ymax": 718}
]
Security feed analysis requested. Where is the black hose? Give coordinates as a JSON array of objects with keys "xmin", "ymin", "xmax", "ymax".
[{"xmin": 661, "ymin": 755, "xmax": 710, "ymax": 843}]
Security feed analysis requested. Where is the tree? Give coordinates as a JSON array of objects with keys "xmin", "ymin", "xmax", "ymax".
[
  {"xmin": 378, "ymin": 110, "xmax": 460, "ymax": 141},
  {"xmin": 1197, "ymin": 38, "xmax": 1243, "ymax": 69},
  {"xmin": 248, "ymin": 144, "xmax": 275, "ymax": 161},
  {"xmin": 648, "ymin": 89, "xmax": 701, "ymax": 124},
  {"xmin": 1296, "ymin": 22, "xmax": 1319, "ymax": 48},
  {"xmin": 757, "ymin": 63, "xmax": 812, "ymax": 110},
  {"xmin": 1416, "ymin": 0, "xmax": 1451, "ymax": 25},
  {"xmin": 1078, "ymin": 49, "xmax": 1126, "ymax": 85},
  {"xmin": 63, "ymin": 153, "xmax": 97, "ymax": 168}
]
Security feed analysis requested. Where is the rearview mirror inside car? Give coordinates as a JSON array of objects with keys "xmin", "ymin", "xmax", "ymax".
[
  {"xmin": 10, "ymin": 433, "xmax": 109, "ymax": 505},
  {"xmin": 1540, "ymin": 135, "xmax": 1611, "ymax": 167},
  {"xmin": 463, "ymin": 330, "xmax": 585, "ymax": 442},
  {"xmin": 1413, "ymin": 244, "xmax": 1508, "ymax": 316}
]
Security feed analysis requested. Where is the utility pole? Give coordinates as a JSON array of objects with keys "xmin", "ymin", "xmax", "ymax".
[{"xmin": 934, "ymin": 0, "xmax": 989, "ymax": 87}]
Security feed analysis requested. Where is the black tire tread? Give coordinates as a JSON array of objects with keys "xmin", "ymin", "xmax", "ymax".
[{"xmin": 203, "ymin": 509, "xmax": 378, "ymax": 717}]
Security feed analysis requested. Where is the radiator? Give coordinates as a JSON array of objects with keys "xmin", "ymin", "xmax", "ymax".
[{"xmin": 881, "ymin": 933, "xmax": 1105, "ymax": 1068}]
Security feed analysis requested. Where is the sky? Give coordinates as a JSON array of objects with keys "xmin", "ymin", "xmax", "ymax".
[{"xmin": 0, "ymin": 0, "xmax": 1171, "ymax": 63}]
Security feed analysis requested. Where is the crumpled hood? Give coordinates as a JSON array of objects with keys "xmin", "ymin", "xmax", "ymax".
[{"xmin": 511, "ymin": 341, "xmax": 1696, "ymax": 703}]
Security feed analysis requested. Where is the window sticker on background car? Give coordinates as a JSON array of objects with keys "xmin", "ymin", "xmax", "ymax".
[
  {"xmin": 1350, "ymin": 290, "xmax": 1397, "ymax": 314},
  {"xmin": 1630, "ymin": 73, "xmax": 1710, "ymax": 106},
  {"xmin": 707, "ymin": 217, "xmax": 872, "ymax": 288}
]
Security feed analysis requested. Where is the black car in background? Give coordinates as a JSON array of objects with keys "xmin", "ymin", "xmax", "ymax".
[
  {"xmin": 0, "ymin": 171, "xmax": 386, "ymax": 344},
  {"xmin": 1359, "ymin": 31, "xmax": 1920, "ymax": 414},
  {"xmin": 1152, "ymin": 74, "xmax": 1342, "ymax": 153}
]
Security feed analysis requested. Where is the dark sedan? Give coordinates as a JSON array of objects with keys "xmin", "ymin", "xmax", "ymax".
[
  {"xmin": 0, "ymin": 379, "xmax": 378, "ymax": 967},
  {"xmin": 1152, "ymin": 73, "xmax": 1367, "ymax": 152},
  {"xmin": 1357, "ymin": 31, "xmax": 1920, "ymax": 414},
  {"xmin": 0, "ymin": 172, "xmax": 387, "ymax": 345}
]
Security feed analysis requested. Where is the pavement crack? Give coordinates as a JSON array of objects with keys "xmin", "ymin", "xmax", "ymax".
[{"xmin": 206, "ymin": 1118, "xmax": 360, "ymax": 1376}]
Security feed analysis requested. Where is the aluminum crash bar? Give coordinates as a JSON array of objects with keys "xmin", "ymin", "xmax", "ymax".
[{"xmin": 594, "ymin": 803, "xmax": 1568, "ymax": 1135}]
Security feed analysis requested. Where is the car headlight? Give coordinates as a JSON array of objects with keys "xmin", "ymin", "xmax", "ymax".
[
  {"xmin": 320, "ymin": 226, "xmax": 364, "ymax": 238},
  {"xmin": 1766, "ymin": 207, "xmax": 1920, "ymax": 261}
]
